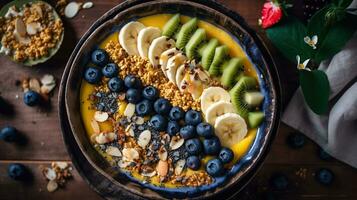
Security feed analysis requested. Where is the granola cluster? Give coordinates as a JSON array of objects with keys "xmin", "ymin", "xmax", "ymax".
[{"xmin": 0, "ymin": 2, "xmax": 63, "ymax": 62}]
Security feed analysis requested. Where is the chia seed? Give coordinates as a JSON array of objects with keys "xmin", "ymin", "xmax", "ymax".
[{"xmin": 94, "ymin": 92, "xmax": 119, "ymax": 114}]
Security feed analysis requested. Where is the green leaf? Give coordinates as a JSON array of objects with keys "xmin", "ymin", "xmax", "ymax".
[
  {"xmin": 307, "ymin": 7, "xmax": 330, "ymax": 42},
  {"xmin": 266, "ymin": 17, "xmax": 313, "ymax": 63},
  {"xmin": 314, "ymin": 13, "xmax": 357, "ymax": 62},
  {"xmin": 299, "ymin": 70, "xmax": 330, "ymax": 114}
]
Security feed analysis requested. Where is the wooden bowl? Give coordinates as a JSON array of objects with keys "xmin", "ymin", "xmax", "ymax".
[{"xmin": 62, "ymin": 0, "xmax": 281, "ymax": 199}]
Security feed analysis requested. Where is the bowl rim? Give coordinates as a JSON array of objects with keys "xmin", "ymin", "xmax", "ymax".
[{"xmin": 61, "ymin": 0, "xmax": 282, "ymax": 199}]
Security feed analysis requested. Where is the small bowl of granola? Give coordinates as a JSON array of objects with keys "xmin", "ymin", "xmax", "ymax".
[{"xmin": 0, "ymin": 0, "xmax": 64, "ymax": 66}]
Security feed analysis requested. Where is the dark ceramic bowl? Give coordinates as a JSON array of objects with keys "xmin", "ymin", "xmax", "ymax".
[{"xmin": 62, "ymin": 0, "xmax": 281, "ymax": 199}]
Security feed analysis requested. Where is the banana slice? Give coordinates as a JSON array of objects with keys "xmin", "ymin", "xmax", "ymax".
[
  {"xmin": 176, "ymin": 64, "xmax": 186, "ymax": 89},
  {"xmin": 205, "ymin": 101, "xmax": 235, "ymax": 125},
  {"xmin": 137, "ymin": 27, "xmax": 161, "ymax": 58},
  {"xmin": 214, "ymin": 113, "xmax": 248, "ymax": 147},
  {"xmin": 119, "ymin": 21, "xmax": 145, "ymax": 56},
  {"xmin": 160, "ymin": 48, "xmax": 181, "ymax": 77},
  {"xmin": 166, "ymin": 53, "xmax": 187, "ymax": 85},
  {"xmin": 148, "ymin": 36, "xmax": 176, "ymax": 67},
  {"xmin": 201, "ymin": 87, "xmax": 231, "ymax": 114}
]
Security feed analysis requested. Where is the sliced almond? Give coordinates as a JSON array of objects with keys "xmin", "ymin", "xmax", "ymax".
[
  {"xmin": 125, "ymin": 124, "xmax": 134, "ymax": 137},
  {"xmin": 137, "ymin": 130, "xmax": 151, "ymax": 148},
  {"xmin": 169, "ymin": 136, "xmax": 184, "ymax": 150},
  {"xmin": 43, "ymin": 168, "xmax": 56, "ymax": 181},
  {"xmin": 54, "ymin": 162, "xmax": 68, "ymax": 169},
  {"xmin": 29, "ymin": 78, "xmax": 41, "ymax": 93},
  {"xmin": 47, "ymin": 180, "xmax": 58, "ymax": 192},
  {"xmin": 141, "ymin": 171, "xmax": 156, "ymax": 177},
  {"xmin": 90, "ymin": 118, "xmax": 100, "ymax": 134},
  {"xmin": 40, "ymin": 74, "xmax": 55, "ymax": 85},
  {"xmin": 156, "ymin": 160, "xmax": 168, "ymax": 177},
  {"xmin": 175, "ymin": 159, "xmax": 186, "ymax": 175},
  {"xmin": 122, "ymin": 148, "xmax": 139, "ymax": 162},
  {"xmin": 82, "ymin": 2, "xmax": 94, "ymax": 9},
  {"xmin": 26, "ymin": 22, "xmax": 42, "ymax": 35},
  {"xmin": 95, "ymin": 132, "xmax": 116, "ymax": 144},
  {"xmin": 106, "ymin": 146, "xmax": 122, "ymax": 157},
  {"xmin": 64, "ymin": 2, "xmax": 80, "ymax": 18},
  {"xmin": 94, "ymin": 111, "xmax": 109, "ymax": 122},
  {"xmin": 158, "ymin": 147, "xmax": 168, "ymax": 161},
  {"xmin": 134, "ymin": 116, "xmax": 145, "ymax": 125},
  {"xmin": 40, "ymin": 83, "xmax": 56, "ymax": 94},
  {"xmin": 15, "ymin": 18, "xmax": 26, "ymax": 37},
  {"xmin": 90, "ymin": 133, "xmax": 99, "ymax": 143},
  {"xmin": 162, "ymin": 134, "xmax": 170, "ymax": 144},
  {"xmin": 123, "ymin": 103, "xmax": 135, "ymax": 118}
]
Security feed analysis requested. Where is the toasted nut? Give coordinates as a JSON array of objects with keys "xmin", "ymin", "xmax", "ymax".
[
  {"xmin": 90, "ymin": 118, "xmax": 100, "ymax": 134},
  {"xmin": 29, "ymin": 78, "xmax": 41, "ymax": 93},
  {"xmin": 41, "ymin": 74, "xmax": 55, "ymax": 85},
  {"xmin": 43, "ymin": 167, "xmax": 56, "ymax": 180},
  {"xmin": 15, "ymin": 18, "xmax": 26, "ymax": 37},
  {"xmin": 156, "ymin": 160, "xmax": 168, "ymax": 176},
  {"xmin": 141, "ymin": 171, "xmax": 156, "ymax": 177}
]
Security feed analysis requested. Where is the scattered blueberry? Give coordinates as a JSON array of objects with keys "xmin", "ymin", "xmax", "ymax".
[
  {"xmin": 84, "ymin": 66, "xmax": 102, "ymax": 84},
  {"xmin": 269, "ymin": 174, "xmax": 289, "ymax": 190},
  {"xmin": 186, "ymin": 155, "xmax": 201, "ymax": 170},
  {"xmin": 126, "ymin": 89, "xmax": 141, "ymax": 104},
  {"xmin": 185, "ymin": 138, "xmax": 202, "ymax": 155},
  {"xmin": 203, "ymin": 137, "xmax": 221, "ymax": 155},
  {"xmin": 316, "ymin": 168, "xmax": 334, "ymax": 185},
  {"xmin": 196, "ymin": 123, "xmax": 214, "ymax": 138},
  {"xmin": 102, "ymin": 63, "xmax": 119, "ymax": 78},
  {"xmin": 318, "ymin": 148, "xmax": 331, "ymax": 161},
  {"xmin": 179, "ymin": 125, "xmax": 196, "ymax": 139},
  {"xmin": 219, "ymin": 147, "xmax": 234, "ymax": 164},
  {"xmin": 0, "ymin": 126, "xmax": 19, "ymax": 142},
  {"xmin": 108, "ymin": 77, "xmax": 124, "ymax": 92},
  {"xmin": 169, "ymin": 106, "xmax": 185, "ymax": 121},
  {"xmin": 124, "ymin": 75, "xmax": 142, "ymax": 89},
  {"xmin": 154, "ymin": 98, "xmax": 172, "ymax": 115},
  {"xmin": 142, "ymin": 86, "xmax": 159, "ymax": 101},
  {"xmin": 150, "ymin": 114, "xmax": 168, "ymax": 131},
  {"xmin": 23, "ymin": 90, "xmax": 41, "ymax": 106},
  {"xmin": 91, "ymin": 49, "xmax": 108, "ymax": 66},
  {"xmin": 135, "ymin": 100, "xmax": 153, "ymax": 116},
  {"xmin": 8, "ymin": 164, "xmax": 28, "ymax": 180},
  {"xmin": 206, "ymin": 158, "xmax": 224, "ymax": 177},
  {"xmin": 167, "ymin": 121, "xmax": 180, "ymax": 136},
  {"xmin": 287, "ymin": 132, "xmax": 306, "ymax": 148},
  {"xmin": 185, "ymin": 110, "xmax": 202, "ymax": 126}
]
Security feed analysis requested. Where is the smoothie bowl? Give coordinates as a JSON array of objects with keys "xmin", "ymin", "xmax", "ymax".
[{"xmin": 64, "ymin": 0, "xmax": 280, "ymax": 199}]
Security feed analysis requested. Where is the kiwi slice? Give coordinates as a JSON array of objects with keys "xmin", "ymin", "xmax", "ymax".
[
  {"xmin": 202, "ymin": 38, "xmax": 219, "ymax": 70},
  {"xmin": 197, "ymin": 42, "xmax": 208, "ymax": 58},
  {"xmin": 162, "ymin": 14, "xmax": 181, "ymax": 37},
  {"xmin": 176, "ymin": 18, "xmax": 198, "ymax": 49},
  {"xmin": 208, "ymin": 45, "xmax": 229, "ymax": 76},
  {"xmin": 185, "ymin": 28, "xmax": 206, "ymax": 59},
  {"xmin": 221, "ymin": 58, "xmax": 244, "ymax": 88},
  {"xmin": 229, "ymin": 76, "xmax": 257, "ymax": 118},
  {"xmin": 248, "ymin": 111, "xmax": 265, "ymax": 128},
  {"xmin": 244, "ymin": 91, "xmax": 264, "ymax": 108}
]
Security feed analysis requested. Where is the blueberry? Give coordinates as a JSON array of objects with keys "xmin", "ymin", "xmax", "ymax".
[
  {"xmin": 0, "ymin": 126, "xmax": 19, "ymax": 142},
  {"xmin": 135, "ymin": 100, "xmax": 153, "ymax": 116},
  {"xmin": 142, "ymin": 86, "xmax": 159, "ymax": 101},
  {"xmin": 167, "ymin": 121, "xmax": 180, "ymax": 136},
  {"xmin": 124, "ymin": 75, "xmax": 142, "ymax": 89},
  {"xmin": 219, "ymin": 147, "xmax": 234, "ymax": 164},
  {"xmin": 8, "ymin": 164, "xmax": 28, "ymax": 180},
  {"xmin": 185, "ymin": 110, "xmax": 202, "ymax": 126},
  {"xmin": 169, "ymin": 106, "xmax": 185, "ymax": 121},
  {"xmin": 287, "ymin": 132, "xmax": 305, "ymax": 148},
  {"xmin": 154, "ymin": 98, "xmax": 172, "ymax": 115},
  {"xmin": 185, "ymin": 138, "xmax": 202, "ymax": 155},
  {"xmin": 84, "ymin": 66, "xmax": 102, "ymax": 84},
  {"xmin": 203, "ymin": 137, "xmax": 221, "ymax": 155},
  {"xmin": 179, "ymin": 125, "xmax": 196, "ymax": 139},
  {"xmin": 126, "ymin": 89, "xmax": 141, "ymax": 104},
  {"xmin": 91, "ymin": 49, "xmax": 108, "ymax": 66},
  {"xmin": 316, "ymin": 168, "xmax": 334, "ymax": 185},
  {"xmin": 108, "ymin": 77, "xmax": 124, "ymax": 92},
  {"xmin": 206, "ymin": 158, "xmax": 224, "ymax": 177},
  {"xmin": 269, "ymin": 174, "xmax": 289, "ymax": 190},
  {"xmin": 186, "ymin": 155, "xmax": 201, "ymax": 170},
  {"xmin": 150, "ymin": 114, "xmax": 168, "ymax": 131},
  {"xmin": 23, "ymin": 90, "xmax": 41, "ymax": 106},
  {"xmin": 102, "ymin": 63, "xmax": 118, "ymax": 78},
  {"xmin": 196, "ymin": 122, "xmax": 214, "ymax": 138}
]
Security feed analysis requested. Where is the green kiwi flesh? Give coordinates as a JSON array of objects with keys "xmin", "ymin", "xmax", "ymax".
[
  {"xmin": 244, "ymin": 91, "xmax": 264, "ymax": 108},
  {"xmin": 229, "ymin": 76, "xmax": 257, "ymax": 118},
  {"xmin": 208, "ymin": 45, "xmax": 228, "ymax": 76},
  {"xmin": 197, "ymin": 42, "xmax": 208, "ymax": 58},
  {"xmin": 185, "ymin": 28, "xmax": 206, "ymax": 59},
  {"xmin": 162, "ymin": 14, "xmax": 181, "ymax": 37},
  {"xmin": 248, "ymin": 111, "xmax": 265, "ymax": 128},
  {"xmin": 202, "ymin": 38, "xmax": 219, "ymax": 70},
  {"xmin": 176, "ymin": 18, "xmax": 198, "ymax": 49},
  {"xmin": 221, "ymin": 58, "xmax": 244, "ymax": 88}
]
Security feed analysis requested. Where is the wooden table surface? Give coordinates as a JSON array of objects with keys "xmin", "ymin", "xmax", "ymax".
[{"xmin": 0, "ymin": 0, "xmax": 356, "ymax": 199}]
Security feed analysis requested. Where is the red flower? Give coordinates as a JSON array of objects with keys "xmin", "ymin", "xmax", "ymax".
[{"xmin": 259, "ymin": 1, "xmax": 283, "ymax": 29}]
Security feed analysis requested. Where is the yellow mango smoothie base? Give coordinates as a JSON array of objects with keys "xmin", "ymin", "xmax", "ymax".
[{"xmin": 80, "ymin": 14, "xmax": 258, "ymax": 188}]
